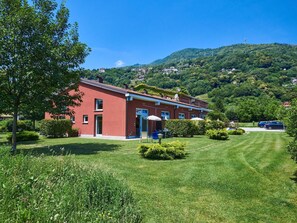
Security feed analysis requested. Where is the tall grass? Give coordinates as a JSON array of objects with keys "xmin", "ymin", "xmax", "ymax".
[{"xmin": 0, "ymin": 147, "xmax": 142, "ymax": 222}]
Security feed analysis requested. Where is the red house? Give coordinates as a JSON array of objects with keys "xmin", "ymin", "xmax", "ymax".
[{"xmin": 45, "ymin": 79, "xmax": 210, "ymax": 139}]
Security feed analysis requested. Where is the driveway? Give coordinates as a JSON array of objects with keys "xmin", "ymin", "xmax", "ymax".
[{"xmin": 242, "ymin": 127, "xmax": 285, "ymax": 132}]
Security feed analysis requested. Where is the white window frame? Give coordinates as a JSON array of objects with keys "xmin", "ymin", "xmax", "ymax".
[
  {"xmin": 161, "ymin": 111, "xmax": 170, "ymax": 120},
  {"xmin": 70, "ymin": 116, "xmax": 75, "ymax": 123},
  {"xmin": 83, "ymin": 115, "xmax": 88, "ymax": 124},
  {"xmin": 95, "ymin": 99, "xmax": 103, "ymax": 111},
  {"xmin": 178, "ymin": 113, "xmax": 185, "ymax": 119}
]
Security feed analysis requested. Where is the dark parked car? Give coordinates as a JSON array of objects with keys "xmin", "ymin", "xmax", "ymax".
[
  {"xmin": 258, "ymin": 121, "xmax": 268, "ymax": 128},
  {"xmin": 265, "ymin": 121, "xmax": 284, "ymax": 130}
]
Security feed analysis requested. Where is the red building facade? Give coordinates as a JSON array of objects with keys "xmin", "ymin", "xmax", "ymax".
[{"xmin": 45, "ymin": 79, "xmax": 210, "ymax": 139}]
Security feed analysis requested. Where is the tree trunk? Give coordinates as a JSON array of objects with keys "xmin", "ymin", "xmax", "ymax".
[
  {"xmin": 11, "ymin": 108, "xmax": 18, "ymax": 154},
  {"xmin": 32, "ymin": 119, "xmax": 36, "ymax": 131}
]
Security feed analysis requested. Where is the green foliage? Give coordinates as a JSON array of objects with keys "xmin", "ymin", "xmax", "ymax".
[
  {"xmin": 287, "ymin": 140, "xmax": 297, "ymax": 163},
  {"xmin": 138, "ymin": 141, "xmax": 186, "ymax": 160},
  {"xmin": 228, "ymin": 128, "xmax": 245, "ymax": 135},
  {"xmin": 0, "ymin": 0, "xmax": 89, "ymax": 151},
  {"xmin": 206, "ymin": 110, "xmax": 229, "ymax": 122},
  {"xmin": 68, "ymin": 128, "xmax": 80, "ymax": 137},
  {"xmin": 133, "ymin": 83, "xmax": 188, "ymax": 98},
  {"xmin": 0, "ymin": 149, "xmax": 142, "ymax": 222},
  {"xmin": 40, "ymin": 119, "xmax": 72, "ymax": 138},
  {"xmin": 6, "ymin": 131, "xmax": 39, "ymax": 142},
  {"xmin": 205, "ymin": 120, "xmax": 226, "ymax": 130},
  {"xmin": 165, "ymin": 120, "xmax": 197, "ymax": 137},
  {"xmin": 3, "ymin": 120, "xmax": 34, "ymax": 132},
  {"xmin": 284, "ymin": 99, "xmax": 297, "ymax": 139},
  {"xmin": 206, "ymin": 129, "xmax": 229, "ymax": 140},
  {"xmin": 192, "ymin": 120, "xmax": 206, "ymax": 135}
]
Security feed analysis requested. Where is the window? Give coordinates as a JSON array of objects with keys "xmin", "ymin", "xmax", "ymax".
[
  {"xmin": 178, "ymin": 113, "xmax": 185, "ymax": 119},
  {"xmin": 191, "ymin": 114, "xmax": 197, "ymax": 119},
  {"xmin": 161, "ymin": 111, "xmax": 170, "ymax": 120},
  {"xmin": 95, "ymin": 99, "xmax": 103, "ymax": 110},
  {"xmin": 70, "ymin": 116, "xmax": 75, "ymax": 123},
  {"xmin": 83, "ymin": 115, "xmax": 88, "ymax": 124}
]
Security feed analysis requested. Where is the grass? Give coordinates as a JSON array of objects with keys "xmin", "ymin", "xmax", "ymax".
[
  {"xmin": 0, "ymin": 143, "xmax": 142, "ymax": 222},
  {"xmin": 1, "ymin": 132, "xmax": 297, "ymax": 222}
]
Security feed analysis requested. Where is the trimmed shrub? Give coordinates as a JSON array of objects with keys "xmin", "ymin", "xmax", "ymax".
[
  {"xmin": 165, "ymin": 120, "xmax": 197, "ymax": 137},
  {"xmin": 205, "ymin": 120, "xmax": 226, "ymax": 130},
  {"xmin": 2, "ymin": 119, "xmax": 34, "ymax": 132},
  {"xmin": 192, "ymin": 120, "xmax": 206, "ymax": 135},
  {"xmin": 0, "ymin": 149, "xmax": 142, "ymax": 222},
  {"xmin": 6, "ymin": 131, "xmax": 39, "ymax": 142},
  {"xmin": 138, "ymin": 141, "xmax": 186, "ymax": 160},
  {"xmin": 287, "ymin": 140, "xmax": 297, "ymax": 162},
  {"xmin": 228, "ymin": 128, "xmax": 245, "ymax": 135},
  {"xmin": 206, "ymin": 129, "xmax": 229, "ymax": 140},
  {"xmin": 40, "ymin": 119, "xmax": 72, "ymax": 138},
  {"xmin": 68, "ymin": 128, "xmax": 80, "ymax": 137}
]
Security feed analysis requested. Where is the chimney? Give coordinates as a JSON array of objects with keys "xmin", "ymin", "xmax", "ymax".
[
  {"xmin": 124, "ymin": 84, "xmax": 129, "ymax": 89},
  {"xmin": 96, "ymin": 75, "xmax": 103, "ymax": 83}
]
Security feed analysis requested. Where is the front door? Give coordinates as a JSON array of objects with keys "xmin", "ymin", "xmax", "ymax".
[
  {"xmin": 136, "ymin": 109, "xmax": 148, "ymax": 137},
  {"xmin": 95, "ymin": 115, "xmax": 102, "ymax": 136}
]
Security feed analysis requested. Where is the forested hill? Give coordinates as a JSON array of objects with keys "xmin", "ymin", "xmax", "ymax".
[
  {"xmin": 151, "ymin": 48, "xmax": 219, "ymax": 65},
  {"xmin": 83, "ymin": 43, "xmax": 297, "ymax": 121}
]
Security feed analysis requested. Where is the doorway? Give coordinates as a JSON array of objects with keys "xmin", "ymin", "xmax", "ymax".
[
  {"xmin": 136, "ymin": 109, "xmax": 148, "ymax": 137},
  {"xmin": 95, "ymin": 115, "xmax": 102, "ymax": 136}
]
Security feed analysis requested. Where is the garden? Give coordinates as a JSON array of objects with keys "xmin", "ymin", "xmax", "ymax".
[{"xmin": 0, "ymin": 130, "xmax": 297, "ymax": 222}]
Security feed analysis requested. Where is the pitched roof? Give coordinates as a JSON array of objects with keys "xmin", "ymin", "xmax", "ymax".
[{"xmin": 80, "ymin": 79, "xmax": 210, "ymax": 111}]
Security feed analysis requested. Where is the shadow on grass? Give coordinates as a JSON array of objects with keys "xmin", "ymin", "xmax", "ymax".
[{"xmin": 20, "ymin": 143, "xmax": 121, "ymax": 156}]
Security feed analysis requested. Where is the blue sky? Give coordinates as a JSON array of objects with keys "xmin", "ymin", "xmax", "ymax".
[{"xmin": 64, "ymin": 0, "xmax": 297, "ymax": 69}]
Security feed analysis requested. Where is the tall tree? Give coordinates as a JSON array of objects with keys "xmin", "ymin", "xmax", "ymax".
[{"xmin": 0, "ymin": 0, "xmax": 90, "ymax": 152}]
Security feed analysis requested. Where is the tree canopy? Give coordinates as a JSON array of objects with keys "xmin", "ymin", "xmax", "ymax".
[{"xmin": 0, "ymin": 0, "xmax": 90, "ymax": 152}]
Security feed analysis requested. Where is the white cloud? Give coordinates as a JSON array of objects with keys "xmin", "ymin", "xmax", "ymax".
[{"xmin": 115, "ymin": 60, "xmax": 125, "ymax": 67}]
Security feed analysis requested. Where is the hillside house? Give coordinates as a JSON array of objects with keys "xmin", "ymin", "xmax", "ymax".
[{"xmin": 45, "ymin": 79, "xmax": 210, "ymax": 139}]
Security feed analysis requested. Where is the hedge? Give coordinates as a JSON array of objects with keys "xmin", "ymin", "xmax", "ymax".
[
  {"xmin": 192, "ymin": 120, "xmax": 206, "ymax": 135},
  {"xmin": 1, "ymin": 119, "xmax": 34, "ymax": 132},
  {"xmin": 40, "ymin": 119, "xmax": 72, "ymax": 138},
  {"xmin": 165, "ymin": 120, "xmax": 197, "ymax": 137},
  {"xmin": 6, "ymin": 131, "xmax": 39, "ymax": 142}
]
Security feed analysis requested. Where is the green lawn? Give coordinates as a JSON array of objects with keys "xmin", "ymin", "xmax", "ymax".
[{"xmin": 1, "ymin": 132, "xmax": 297, "ymax": 222}]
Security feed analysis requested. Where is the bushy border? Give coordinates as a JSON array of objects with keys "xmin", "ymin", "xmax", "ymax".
[
  {"xmin": 165, "ymin": 120, "xmax": 196, "ymax": 137},
  {"xmin": 138, "ymin": 141, "xmax": 186, "ymax": 160}
]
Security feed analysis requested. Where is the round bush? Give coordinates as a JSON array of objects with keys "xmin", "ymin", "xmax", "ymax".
[
  {"xmin": 228, "ymin": 128, "xmax": 245, "ymax": 135},
  {"xmin": 206, "ymin": 129, "xmax": 229, "ymax": 140},
  {"xmin": 138, "ymin": 141, "xmax": 186, "ymax": 160}
]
